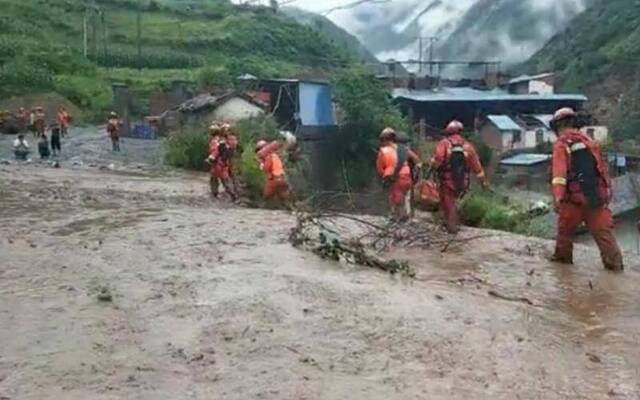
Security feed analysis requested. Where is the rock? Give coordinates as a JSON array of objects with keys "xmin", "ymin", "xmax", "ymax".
[
  {"xmin": 97, "ymin": 287, "xmax": 113, "ymax": 302},
  {"xmin": 587, "ymin": 353, "xmax": 601, "ymax": 363}
]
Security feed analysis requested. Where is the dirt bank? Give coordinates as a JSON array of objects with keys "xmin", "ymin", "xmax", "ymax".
[{"xmin": 1, "ymin": 165, "xmax": 639, "ymax": 400}]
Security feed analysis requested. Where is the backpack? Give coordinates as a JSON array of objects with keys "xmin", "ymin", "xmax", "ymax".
[
  {"xmin": 217, "ymin": 141, "xmax": 233, "ymax": 162},
  {"xmin": 447, "ymin": 139, "xmax": 469, "ymax": 195},
  {"xmin": 392, "ymin": 144, "xmax": 409, "ymax": 179},
  {"xmin": 567, "ymin": 141, "xmax": 602, "ymax": 209}
]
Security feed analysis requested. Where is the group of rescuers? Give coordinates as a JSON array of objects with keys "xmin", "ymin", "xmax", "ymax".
[
  {"xmin": 12, "ymin": 106, "xmax": 72, "ymax": 160},
  {"xmin": 206, "ymin": 107, "xmax": 624, "ymax": 272}
]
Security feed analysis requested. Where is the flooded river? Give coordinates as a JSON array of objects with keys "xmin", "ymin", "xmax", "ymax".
[
  {"xmin": 0, "ymin": 128, "xmax": 639, "ymax": 399},
  {"xmin": 577, "ymin": 208, "xmax": 640, "ymax": 257},
  {"xmin": 0, "ymin": 163, "xmax": 638, "ymax": 399}
]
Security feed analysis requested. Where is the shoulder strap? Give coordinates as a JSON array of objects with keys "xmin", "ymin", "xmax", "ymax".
[{"xmin": 393, "ymin": 144, "xmax": 409, "ymax": 178}]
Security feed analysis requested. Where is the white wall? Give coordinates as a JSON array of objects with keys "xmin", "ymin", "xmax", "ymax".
[
  {"xmin": 529, "ymin": 80, "xmax": 554, "ymax": 95},
  {"xmin": 582, "ymin": 126, "xmax": 608, "ymax": 142},
  {"xmin": 212, "ymin": 97, "xmax": 264, "ymax": 122}
]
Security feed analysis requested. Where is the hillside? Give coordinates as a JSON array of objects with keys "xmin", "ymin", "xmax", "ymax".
[
  {"xmin": 320, "ymin": 0, "xmax": 586, "ymax": 71},
  {"xmin": 526, "ymin": 0, "xmax": 640, "ymax": 139},
  {"xmin": 0, "ymin": 0, "xmax": 355, "ymax": 119},
  {"xmin": 282, "ymin": 7, "xmax": 379, "ymax": 66}
]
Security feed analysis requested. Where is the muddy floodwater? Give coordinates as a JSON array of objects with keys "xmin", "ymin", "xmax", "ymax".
[{"xmin": 1, "ymin": 130, "xmax": 640, "ymax": 399}]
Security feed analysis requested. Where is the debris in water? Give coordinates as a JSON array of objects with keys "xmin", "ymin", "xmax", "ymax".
[
  {"xmin": 586, "ymin": 353, "xmax": 601, "ymax": 363},
  {"xmin": 488, "ymin": 290, "xmax": 535, "ymax": 306},
  {"xmin": 435, "ymin": 294, "xmax": 444, "ymax": 301},
  {"xmin": 589, "ymin": 280, "xmax": 594, "ymax": 290},
  {"xmin": 96, "ymin": 287, "xmax": 113, "ymax": 302}
]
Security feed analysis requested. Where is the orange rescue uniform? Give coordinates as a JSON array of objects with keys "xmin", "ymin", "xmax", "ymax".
[
  {"xmin": 431, "ymin": 134, "xmax": 485, "ymax": 232},
  {"xmin": 551, "ymin": 130, "xmax": 623, "ymax": 270},
  {"xmin": 258, "ymin": 141, "xmax": 289, "ymax": 200},
  {"xmin": 377, "ymin": 143, "xmax": 419, "ymax": 206}
]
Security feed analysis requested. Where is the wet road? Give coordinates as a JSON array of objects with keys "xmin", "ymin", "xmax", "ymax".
[
  {"xmin": 0, "ymin": 164, "xmax": 639, "ymax": 399},
  {"xmin": 0, "ymin": 126, "xmax": 164, "ymax": 168}
]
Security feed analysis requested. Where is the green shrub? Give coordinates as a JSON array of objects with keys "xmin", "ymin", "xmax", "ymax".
[
  {"xmin": 234, "ymin": 115, "xmax": 280, "ymax": 146},
  {"xmin": 0, "ymin": 61, "xmax": 54, "ymax": 96},
  {"xmin": 164, "ymin": 129, "xmax": 209, "ymax": 171},
  {"xmin": 54, "ymin": 75, "xmax": 111, "ymax": 119},
  {"xmin": 460, "ymin": 190, "xmax": 522, "ymax": 232},
  {"xmin": 197, "ymin": 66, "xmax": 233, "ymax": 88},
  {"xmin": 240, "ymin": 145, "xmax": 265, "ymax": 202}
]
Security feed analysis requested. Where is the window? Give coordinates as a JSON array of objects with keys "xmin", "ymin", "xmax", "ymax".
[
  {"xmin": 513, "ymin": 130, "xmax": 522, "ymax": 143},
  {"xmin": 536, "ymin": 129, "xmax": 544, "ymax": 145},
  {"xmin": 587, "ymin": 128, "xmax": 595, "ymax": 139}
]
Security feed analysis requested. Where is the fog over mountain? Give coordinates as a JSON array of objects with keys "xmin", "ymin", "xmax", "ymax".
[{"xmin": 293, "ymin": 0, "xmax": 587, "ymax": 69}]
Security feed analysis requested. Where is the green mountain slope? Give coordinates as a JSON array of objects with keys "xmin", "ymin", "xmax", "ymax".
[
  {"xmin": 0, "ymin": 0, "xmax": 355, "ymax": 118},
  {"xmin": 282, "ymin": 7, "xmax": 379, "ymax": 65},
  {"xmin": 526, "ymin": 0, "xmax": 640, "ymax": 139}
]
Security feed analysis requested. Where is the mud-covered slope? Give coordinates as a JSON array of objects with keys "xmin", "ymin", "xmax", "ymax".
[{"xmin": 1, "ymin": 160, "xmax": 639, "ymax": 399}]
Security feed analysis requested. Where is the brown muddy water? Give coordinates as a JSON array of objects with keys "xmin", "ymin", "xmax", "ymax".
[{"xmin": 0, "ymin": 165, "xmax": 639, "ymax": 400}]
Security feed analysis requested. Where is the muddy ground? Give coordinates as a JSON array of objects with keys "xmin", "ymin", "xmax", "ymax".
[{"xmin": 1, "ymin": 130, "xmax": 640, "ymax": 399}]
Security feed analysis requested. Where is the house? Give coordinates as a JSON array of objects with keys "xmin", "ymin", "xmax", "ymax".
[
  {"xmin": 393, "ymin": 86, "xmax": 587, "ymax": 133},
  {"xmin": 517, "ymin": 114, "xmax": 556, "ymax": 150},
  {"xmin": 506, "ymin": 73, "xmax": 555, "ymax": 95},
  {"xmin": 160, "ymin": 91, "xmax": 266, "ymax": 133},
  {"xmin": 258, "ymin": 79, "xmax": 337, "ymax": 139},
  {"xmin": 480, "ymin": 115, "xmax": 524, "ymax": 152},
  {"xmin": 498, "ymin": 153, "xmax": 551, "ymax": 191}
]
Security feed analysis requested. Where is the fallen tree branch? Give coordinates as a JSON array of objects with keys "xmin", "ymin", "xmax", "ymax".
[{"xmin": 488, "ymin": 290, "xmax": 535, "ymax": 306}]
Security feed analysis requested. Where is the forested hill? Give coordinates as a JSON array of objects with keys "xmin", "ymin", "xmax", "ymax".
[
  {"xmin": 0, "ymin": 0, "xmax": 358, "ymax": 118},
  {"xmin": 526, "ymin": 0, "xmax": 640, "ymax": 139}
]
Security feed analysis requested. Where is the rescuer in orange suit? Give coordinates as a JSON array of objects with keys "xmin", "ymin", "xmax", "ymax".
[
  {"xmin": 255, "ymin": 135, "xmax": 295, "ymax": 204},
  {"xmin": 207, "ymin": 124, "xmax": 236, "ymax": 201},
  {"xmin": 221, "ymin": 123, "xmax": 240, "ymax": 193},
  {"xmin": 430, "ymin": 120, "xmax": 488, "ymax": 233},
  {"xmin": 376, "ymin": 127, "xmax": 420, "ymax": 221},
  {"xmin": 550, "ymin": 107, "xmax": 623, "ymax": 271}
]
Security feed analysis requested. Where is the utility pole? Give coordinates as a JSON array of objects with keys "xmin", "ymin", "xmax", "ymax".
[
  {"xmin": 102, "ymin": 10, "xmax": 108, "ymax": 62},
  {"xmin": 428, "ymin": 36, "xmax": 438, "ymax": 76},
  {"xmin": 83, "ymin": 10, "xmax": 88, "ymax": 58},
  {"xmin": 137, "ymin": 0, "xmax": 142, "ymax": 71},
  {"xmin": 418, "ymin": 36, "xmax": 423, "ymax": 74},
  {"xmin": 418, "ymin": 36, "xmax": 437, "ymax": 75}
]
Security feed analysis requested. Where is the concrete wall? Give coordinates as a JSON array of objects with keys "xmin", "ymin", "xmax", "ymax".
[{"xmin": 211, "ymin": 98, "xmax": 264, "ymax": 122}]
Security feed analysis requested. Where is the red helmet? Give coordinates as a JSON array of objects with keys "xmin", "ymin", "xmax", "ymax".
[
  {"xmin": 552, "ymin": 107, "xmax": 577, "ymax": 123},
  {"xmin": 445, "ymin": 120, "xmax": 464, "ymax": 135}
]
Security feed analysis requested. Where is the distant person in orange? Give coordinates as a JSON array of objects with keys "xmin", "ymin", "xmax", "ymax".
[
  {"xmin": 15, "ymin": 107, "xmax": 29, "ymax": 133},
  {"xmin": 255, "ymin": 133, "xmax": 296, "ymax": 204},
  {"xmin": 549, "ymin": 107, "xmax": 623, "ymax": 271},
  {"xmin": 57, "ymin": 106, "xmax": 71, "ymax": 137},
  {"xmin": 376, "ymin": 127, "xmax": 420, "ymax": 221},
  {"xmin": 107, "ymin": 112, "xmax": 122, "ymax": 152},
  {"xmin": 206, "ymin": 124, "xmax": 237, "ymax": 201},
  {"xmin": 33, "ymin": 107, "xmax": 46, "ymax": 137},
  {"xmin": 430, "ymin": 120, "xmax": 488, "ymax": 233}
]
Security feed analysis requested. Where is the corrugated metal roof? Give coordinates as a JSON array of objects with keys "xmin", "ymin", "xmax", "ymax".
[
  {"xmin": 532, "ymin": 114, "xmax": 553, "ymax": 128},
  {"xmin": 508, "ymin": 73, "xmax": 554, "ymax": 85},
  {"xmin": 487, "ymin": 115, "xmax": 521, "ymax": 131},
  {"xmin": 500, "ymin": 153, "xmax": 551, "ymax": 166},
  {"xmin": 392, "ymin": 87, "xmax": 587, "ymax": 102}
]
